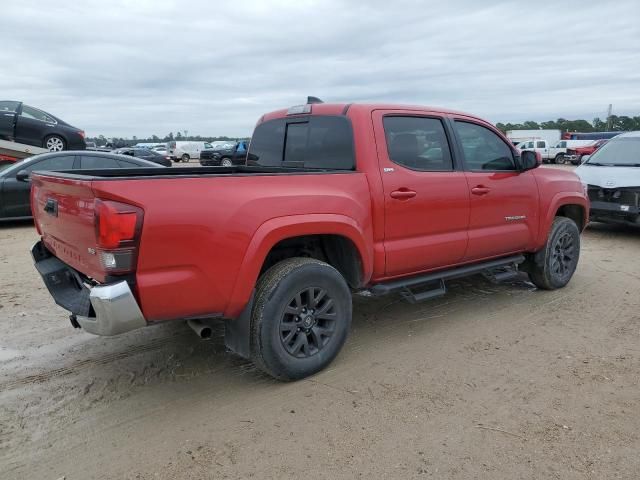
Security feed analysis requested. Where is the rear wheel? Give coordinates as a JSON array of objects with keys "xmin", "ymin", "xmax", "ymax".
[
  {"xmin": 181, "ymin": 154, "xmax": 190, "ymax": 163},
  {"xmin": 528, "ymin": 217, "xmax": 580, "ymax": 290},
  {"xmin": 44, "ymin": 135, "xmax": 65, "ymax": 152},
  {"xmin": 251, "ymin": 257, "xmax": 352, "ymax": 381},
  {"xmin": 221, "ymin": 158, "xmax": 233, "ymax": 167}
]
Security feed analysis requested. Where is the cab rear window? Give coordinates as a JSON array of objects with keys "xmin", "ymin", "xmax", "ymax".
[{"xmin": 248, "ymin": 116, "xmax": 355, "ymax": 170}]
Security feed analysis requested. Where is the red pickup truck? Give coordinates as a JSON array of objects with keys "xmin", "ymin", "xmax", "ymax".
[{"xmin": 31, "ymin": 100, "xmax": 589, "ymax": 380}]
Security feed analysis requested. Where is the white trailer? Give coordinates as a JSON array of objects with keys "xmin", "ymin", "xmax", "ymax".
[{"xmin": 506, "ymin": 129, "xmax": 561, "ymax": 146}]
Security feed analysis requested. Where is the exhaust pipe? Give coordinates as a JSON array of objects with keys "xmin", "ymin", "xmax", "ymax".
[{"xmin": 187, "ymin": 319, "xmax": 212, "ymax": 340}]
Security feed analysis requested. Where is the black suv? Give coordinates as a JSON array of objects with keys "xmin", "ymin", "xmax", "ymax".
[{"xmin": 200, "ymin": 141, "xmax": 249, "ymax": 166}]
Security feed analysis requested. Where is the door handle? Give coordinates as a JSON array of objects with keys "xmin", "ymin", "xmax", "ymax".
[
  {"xmin": 471, "ymin": 186, "xmax": 491, "ymax": 195},
  {"xmin": 390, "ymin": 189, "xmax": 417, "ymax": 199},
  {"xmin": 3, "ymin": 113, "xmax": 14, "ymax": 117}
]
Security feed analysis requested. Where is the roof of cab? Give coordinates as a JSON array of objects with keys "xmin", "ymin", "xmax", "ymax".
[
  {"xmin": 616, "ymin": 131, "xmax": 640, "ymax": 138},
  {"xmin": 259, "ymin": 102, "xmax": 488, "ymax": 124}
]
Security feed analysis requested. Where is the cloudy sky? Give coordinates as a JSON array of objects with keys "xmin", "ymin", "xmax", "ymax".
[{"xmin": 2, "ymin": 0, "xmax": 639, "ymax": 137}]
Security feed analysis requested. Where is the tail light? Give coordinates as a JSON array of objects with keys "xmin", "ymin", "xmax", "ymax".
[
  {"xmin": 94, "ymin": 199, "xmax": 143, "ymax": 274},
  {"xmin": 79, "ymin": 130, "xmax": 86, "ymax": 139}
]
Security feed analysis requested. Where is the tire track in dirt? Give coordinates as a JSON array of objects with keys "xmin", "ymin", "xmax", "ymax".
[{"xmin": 0, "ymin": 331, "xmax": 205, "ymax": 391}]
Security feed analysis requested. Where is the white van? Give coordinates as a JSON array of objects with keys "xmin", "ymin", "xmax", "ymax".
[{"xmin": 167, "ymin": 141, "xmax": 213, "ymax": 162}]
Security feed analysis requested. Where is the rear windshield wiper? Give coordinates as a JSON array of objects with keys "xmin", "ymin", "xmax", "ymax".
[
  {"xmin": 611, "ymin": 163, "xmax": 640, "ymax": 167},
  {"xmin": 586, "ymin": 162, "xmax": 605, "ymax": 166}
]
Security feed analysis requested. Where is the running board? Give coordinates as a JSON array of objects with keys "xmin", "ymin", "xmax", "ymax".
[{"xmin": 370, "ymin": 255, "xmax": 525, "ymax": 303}]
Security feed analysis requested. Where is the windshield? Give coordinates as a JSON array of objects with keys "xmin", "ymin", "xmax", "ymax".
[
  {"xmin": 586, "ymin": 137, "xmax": 640, "ymax": 166},
  {"xmin": 214, "ymin": 143, "xmax": 234, "ymax": 150}
]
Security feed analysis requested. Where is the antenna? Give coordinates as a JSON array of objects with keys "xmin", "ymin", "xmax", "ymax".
[{"xmin": 306, "ymin": 96, "xmax": 324, "ymax": 105}]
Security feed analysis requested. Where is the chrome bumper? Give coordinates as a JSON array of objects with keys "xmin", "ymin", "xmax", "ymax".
[
  {"xmin": 32, "ymin": 241, "xmax": 147, "ymax": 337},
  {"xmin": 76, "ymin": 281, "xmax": 147, "ymax": 336}
]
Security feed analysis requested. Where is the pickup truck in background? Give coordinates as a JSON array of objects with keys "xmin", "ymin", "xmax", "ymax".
[
  {"xmin": 565, "ymin": 139, "xmax": 608, "ymax": 164},
  {"xmin": 519, "ymin": 139, "xmax": 596, "ymax": 164},
  {"xmin": 30, "ymin": 100, "xmax": 589, "ymax": 381}
]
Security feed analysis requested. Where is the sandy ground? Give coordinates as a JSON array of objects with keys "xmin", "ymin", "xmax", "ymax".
[{"xmin": 1, "ymin": 185, "xmax": 640, "ymax": 479}]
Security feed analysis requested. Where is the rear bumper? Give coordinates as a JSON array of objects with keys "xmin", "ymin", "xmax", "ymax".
[{"xmin": 32, "ymin": 241, "xmax": 147, "ymax": 336}]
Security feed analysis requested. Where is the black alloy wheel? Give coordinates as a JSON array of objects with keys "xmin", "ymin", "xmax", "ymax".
[{"xmin": 279, "ymin": 286, "xmax": 337, "ymax": 358}]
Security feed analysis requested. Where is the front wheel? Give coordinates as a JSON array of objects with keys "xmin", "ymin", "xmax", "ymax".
[
  {"xmin": 221, "ymin": 158, "xmax": 233, "ymax": 167},
  {"xmin": 181, "ymin": 154, "xmax": 190, "ymax": 163},
  {"xmin": 528, "ymin": 217, "xmax": 580, "ymax": 290},
  {"xmin": 250, "ymin": 257, "xmax": 352, "ymax": 381},
  {"xmin": 44, "ymin": 135, "xmax": 66, "ymax": 152},
  {"xmin": 555, "ymin": 153, "xmax": 566, "ymax": 164}
]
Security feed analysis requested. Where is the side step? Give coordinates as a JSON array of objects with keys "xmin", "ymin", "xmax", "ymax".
[{"xmin": 370, "ymin": 255, "xmax": 525, "ymax": 303}]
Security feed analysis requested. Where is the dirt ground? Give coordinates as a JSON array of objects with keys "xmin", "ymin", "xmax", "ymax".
[{"xmin": 1, "ymin": 186, "xmax": 640, "ymax": 479}]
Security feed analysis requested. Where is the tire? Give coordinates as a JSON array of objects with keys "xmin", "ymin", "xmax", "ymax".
[
  {"xmin": 181, "ymin": 154, "xmax": 190, "ymax": 163},
  {"xmin": 251, "ymin": 257, "xmax": 352, "ymax": 381},
  {"xmin": 221, "ymin": 158, "xmax": 233, "ymax": 167},
  {"xmin": 555, "ymin": 153, "xmax": 566, "ymax": 164},
  {"xmin": 528, "ymin": 217, "xmax": 580, "ymax": 290},
  {"xmin": 44, "ymin": 135, "xmax": 66, "ymax": 152}
]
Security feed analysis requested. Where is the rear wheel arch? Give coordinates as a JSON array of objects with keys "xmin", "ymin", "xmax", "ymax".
[
  {"xmin": 259, "ymin": 234, "xmax": 364, "ymax": 287},
  {"xmin": 224, "ymin": 215, "xmax": 372, "ymax": 318}
]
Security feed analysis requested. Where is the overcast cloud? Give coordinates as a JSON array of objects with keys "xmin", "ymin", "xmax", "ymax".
[{"xmin": 2, "ymin": 0, "xmax": 639, "ymax": 137}]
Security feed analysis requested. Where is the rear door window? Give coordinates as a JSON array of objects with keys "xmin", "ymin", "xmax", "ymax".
[
  {"xmin": 248, "ymin": 116, "xmax": 354, "ymax": 169},
  {"xmin": 382, "ymin": 116, "xmax": 453, "ymax": 171},
  {"xmin": 0, "ymin": 101, "xmax": 20, "ymax": 113},
  {"xmin": 26, "ymin": 155, "xmax": 76, "ymax": 172},
  {"xmin": 21, "ymin": 105, "xmax": 55, "ymax": 123},
  {"xmin": 536, "ymin": 141, "xmax": 546, "ymax": 148},
  {"xmin": 80, "ymin": 156, "xmax": 121, "ymax": 169}
]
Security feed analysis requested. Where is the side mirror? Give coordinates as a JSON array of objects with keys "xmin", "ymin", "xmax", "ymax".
[
  {"xmin": 16, "ymin": 170, "xmax": 30, "ymax": 182},
  {"xmin": 520, "ymin": 151, "xmax": 539, "ymax": 171},
  {"xmin": 581, "ymin": 155, "xmax": 591, "ymax": 164}
]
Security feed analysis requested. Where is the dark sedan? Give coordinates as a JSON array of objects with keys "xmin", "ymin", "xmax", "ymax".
[
  {"xmin": 0, "ymin": 101, "xmax": 86, "ymax": 152},
  {"xmin": 0, "ymin": 151, "xmax": 163, "ymax": 221},
  {"xmin": 113, "ymin": 147, "xmax": 173, "ymax": 167}
]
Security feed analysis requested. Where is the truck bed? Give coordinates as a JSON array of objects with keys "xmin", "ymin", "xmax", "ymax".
[
  {"xmin": 39, "ymin": 165, "xmax": 353, "ymax": 180},
  {"xmin": 31, "ymin": 165, "xmax": 371, "ymax": 321}
]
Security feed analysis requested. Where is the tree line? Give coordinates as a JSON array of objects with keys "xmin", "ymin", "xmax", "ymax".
[{"xmin": 495, "ymin": 115, "xmax": 640, "ymax": 134}]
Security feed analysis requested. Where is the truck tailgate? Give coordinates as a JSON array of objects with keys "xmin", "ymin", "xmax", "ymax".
[{"xmin": 31, "ymin": 174, "xmax": 106, "ymax": 281}]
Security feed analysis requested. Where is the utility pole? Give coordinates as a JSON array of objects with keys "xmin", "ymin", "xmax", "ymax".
[{"xmin": 606, "ymin": 104, "xmax": 613, "ymax": 131}]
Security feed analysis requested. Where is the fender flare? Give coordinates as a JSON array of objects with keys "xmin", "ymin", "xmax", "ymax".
[
  {"xmin": 538, "ymin": 192, "xmax": 589, "ymax": 247},
  {"xmin": 224, "ymin": 214, "xmax": 373, "ymax": 318}
]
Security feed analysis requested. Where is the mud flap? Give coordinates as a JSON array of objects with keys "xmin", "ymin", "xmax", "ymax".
[{"xmin": 224, "ymin": 292, "xmax": 254, "ymax": 360}]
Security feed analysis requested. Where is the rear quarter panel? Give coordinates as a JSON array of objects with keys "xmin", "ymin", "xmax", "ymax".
[{"xmin": 91, "ymin": 172, "xmax": 373, "ymax": 321}]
